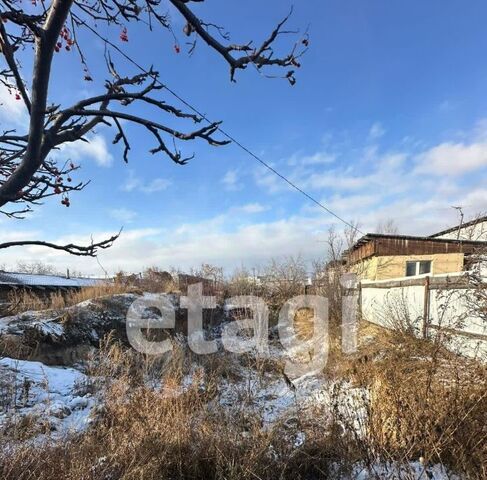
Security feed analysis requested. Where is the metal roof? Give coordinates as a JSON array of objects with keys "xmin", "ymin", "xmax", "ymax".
[
  {"xmin": 429, "ymin": 215, "xmax": 487, "ymax": 238},
  {"xmin": 0, "ymin": 271, "xmax": 105, "ymax": 288},
  {"xmin": 345, "ymin": 233, "xmax": 487, "ymax": 254}
]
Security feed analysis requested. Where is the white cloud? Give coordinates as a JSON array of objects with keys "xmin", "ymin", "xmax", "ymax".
[
  {"xmin": 287, "ymin": 152, "xmax": 336, "ymax": 166},
  {"xmin": 368, "ymin": 122, "xmax": 385, "ymax": 140},
  {"xmin": 141, "ymin": 178, "xmax": 172, "ymax": 194},
  {"xmin": 254, "ymin": 165, "xmax": 286, "ymax": 194},
  {"xmin": 473, "ymin": 118, "xmax": 487, "ymax": 141},
  {"xmin": 415, "ymin": 141, "xmax": 487, "ymax": 176},
  {"xmin": 0, "ymin": 229, "xmax": 42, "ymax": 243},
  {"xmin": 221, "ymin": 169, "xmax": 241, "ymax": 191},
  {"xmin": 1, "ymin": 180, "xmax": 485, "ymax": 275},
  {"xmin": 108, "ymin": 208, "xmax": 137, "ymax": 224},
  {"xmin": 233, "ymin": 203, "xmax": 268, "ymax": 214},
  {"xmin": 121, "ymin": 170, "xmax": 172, "ymax": 193},
  {"xmin": 0, "ymin": 85, "xmax": 28, "ymax": 126},
  {"xmin": 0, "ymin": 86, "xmax": 111, "ymax": 167},
  {"xmin": 327, "ymin": 194, "xmax": 380, "ymax": 213},
  {"xmin": 121, "ymin": 170, "xmax": 140, "ymax": 192},
  {"xmin": 60, "ymin": 135, "xmax": 113, "ymax": 167},
  {"xmin": 2, "ymin": 120, "xmax": 487, "ymax": 276},
  {"xmin": 304, "ymin": 171, "xmax": 370, "ymax": 191}
]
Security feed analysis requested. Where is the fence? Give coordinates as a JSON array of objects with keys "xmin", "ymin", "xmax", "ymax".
[{"xmin": 360, "ymin": 273, "xmax": 487, "ymax": 359}]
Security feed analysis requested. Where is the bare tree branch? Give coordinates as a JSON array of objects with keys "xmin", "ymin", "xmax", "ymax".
[
  {"xmin": 0, "ymin": 229, "xmax": 122, "ymax": 257},
  {"xmin": 0, "ymin": 0, "xmax": 305, "ymax": 255}
]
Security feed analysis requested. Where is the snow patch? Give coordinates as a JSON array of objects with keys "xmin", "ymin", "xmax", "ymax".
[{"xmin": 0, "ymin": 357, "xmax": 95, "ymax": 440}]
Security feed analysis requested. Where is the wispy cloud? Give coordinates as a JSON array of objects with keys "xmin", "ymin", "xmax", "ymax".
[
  {"xmin": 414, "ymin": 141, "xmax": 487, "ymax": 176},
  {"xmin": 2, "ymin": 113, "xmax": 486, "ymax": 275},
  {"xmin": 439, "ymin": 100, "xmax": 455, "ymax": 112},
  {"xmin": 108, "ymin": 208, "xmax": 137, "ymax": 224},
  {"xmin": 221, "ymin": 169, "xmax": 241, "ymax": 191},
  {"xmin": 368, "ymin": 122, "xmax": 386, "ymax": 140},
  {"xmin": 233, "ymin": 203, "xmax": 269, "ymax": 214},
  {"xmin": 121, "ymin": 170, "xmax": 172, "ymax": 193},
  {"xmin": 253, "ymin": 165, "xmax": 285, "ymax": 194},
  {"xmin": 60, "ymin": 135, "xmax": 114, "ymax": 167},
  {"xmin": 0, "ymin": 85, "xmax": 28, "ymax": 126},
  {"xmin": 287, "ymin": 151, "xmax": 336, "ymax": 166}
]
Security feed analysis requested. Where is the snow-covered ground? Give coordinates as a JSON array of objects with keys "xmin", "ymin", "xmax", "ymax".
[
  {"xmin": 0, "ymin": 353, "xmax": 462, "ymax": 479},
  {"xmin": 0, "ymin": 295, "xmax": 467, "ymax": 479},
  {"xmin": 0, "ymin": 357, "xmax": 96, "ymax": 441}
]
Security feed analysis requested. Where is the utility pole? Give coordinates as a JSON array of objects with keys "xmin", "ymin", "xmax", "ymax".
[{"xmin": 452, "ymin": 206, "xmax": 464, "ymax": 241}]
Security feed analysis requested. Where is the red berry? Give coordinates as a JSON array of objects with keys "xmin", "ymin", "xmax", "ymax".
[
  {"xmin": 54, "ymin": 186, "xmax": 61, "ymax": 194},
  {"xmin": 65, "ymin": 45, "xmax": 71, "ymax": 51},
  {"xmin": 174, "ymin": 44, "xmax": 180, "ymax": 54},
  {"xmin": 15, "ymin": 93, "xmax": 21, "ymax": 101},
  {"xmin": 120, "ymin": 28, "xmax": 128, "ymax": 42},
  {"xmin": 54, "ymin": 46, "xmax": 60, "ymax": 53},
  {"xmin": 67, "ymin": 177, "xmax": 72, "ymax": 182}
]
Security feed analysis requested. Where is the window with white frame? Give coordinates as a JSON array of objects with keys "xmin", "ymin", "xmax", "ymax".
[{"xmin": 405, "ymin": 260, "xmax": 432, "ymax": 277}]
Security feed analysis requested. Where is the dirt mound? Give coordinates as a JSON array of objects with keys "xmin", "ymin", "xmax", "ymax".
[{"xmin": 0, "ymin": 294, "xmax": 141, "ymax": 365}]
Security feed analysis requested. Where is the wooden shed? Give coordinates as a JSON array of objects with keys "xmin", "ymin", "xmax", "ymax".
[{"xmin": 345, "ymin": 234, "xmax": 486, "ymax": 281}]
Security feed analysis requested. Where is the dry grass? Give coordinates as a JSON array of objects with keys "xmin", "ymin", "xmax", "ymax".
[
  {"xmin": 330, "ymin": 322, "xmax": 487, "ymax": 479},
  {"xmin": 0, "ymin": 340, "xmax": 340, "ymax": 480},
  {"xmin": 1, "ymin": 325, "xmax": 485, "ymax": 479},
  {"xmin": 294, "ymin": 307, "xmax": 314, "ymax": 341},
  {"xmin": 0, "ymin": 394, "xmax": 337, "ymax": 480},
  {"xmin": 115, "ymin": 267, "xmax": 180, "ymax": 294},
  {"xmin": 1, "ymin": 269, "xmax": 486, "ymax": 479},
  {"xmin": 6, "ymin": 283, "xmax": 132, "ymax": 314}
]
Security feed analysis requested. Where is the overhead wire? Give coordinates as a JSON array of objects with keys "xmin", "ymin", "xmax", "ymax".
[{"xmin": 74, "ymin": 16, "xmax": 365, "ymax": 235}]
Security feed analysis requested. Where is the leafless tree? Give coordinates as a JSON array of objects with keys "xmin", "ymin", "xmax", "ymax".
[
  {"xmin": 15, "ymin": 260, "xmax": 58, "ymax": 275},
  {"xmin": 458, "ymin": 212, "xmax": 487, "ymax": 241},
  {"xmin": 464, "ymin": 245, "xmax": 487, "ymax": 326},
  {"xmin": 191, "ymin": 263, "xmax": 223, "ymax": 286},
  {"xmin": 375, "ymin": 218, "xmax": 399, "ymax": 235},
  {"xmin": 0, "ymin": 0, "xmax": 307, "ymax": 256},
  {"xmin": 265, "ymin": 255, "xmax": 307, "ymax": 292},
  {"xmin": 312, "ymin": 222, "xmax": 361, "ymax": 323}
]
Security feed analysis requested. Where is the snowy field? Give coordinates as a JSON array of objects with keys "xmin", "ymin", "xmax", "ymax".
[{"xmin": 0, "ymin": 294, "xmax": 473, "ymax": 479}]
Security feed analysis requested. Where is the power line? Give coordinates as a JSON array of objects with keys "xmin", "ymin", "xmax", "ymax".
[{"xmin": 76, "ymin": 17, "xmax": 364, "ymax": 235}]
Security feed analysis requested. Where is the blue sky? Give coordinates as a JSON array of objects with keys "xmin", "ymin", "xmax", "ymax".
[{"xmin": 1, "ymin": 0, "xmax": 487, "ymax": 274}]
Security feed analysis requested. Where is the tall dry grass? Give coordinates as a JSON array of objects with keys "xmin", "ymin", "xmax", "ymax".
[
  {"xmin": 1, "ymin": 254, "xmax": 486, "ymax": 479},
  {"xmin": 333, "ymin": 322, "xmax": 487, "ymax": 479},
  {"xmin": 0, "ymin": 340, "xmax": 341, "ymax": 480},
  {"xmin": 1, "ymin": 324, "xmax": 485, "ymax": 479},
  {"xmin": 6, "ymin": 283, "xmax": 132, "ymax": 314}
]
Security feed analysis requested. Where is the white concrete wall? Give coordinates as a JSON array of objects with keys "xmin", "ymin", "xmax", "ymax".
[
  {"xmin": 428, "ymin": 288, "xmax": 486, "ymax": 336},
  {"xmin": 361, "ymin": 283, "xmax": 425, "ymax": 333},
  {"xmin": 434, "ymin": 219, "xmax": 487, "ymax": 241},
  {"xmin": 361, "ymin": 274, "xmax": 487, "ymax": 360}
]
